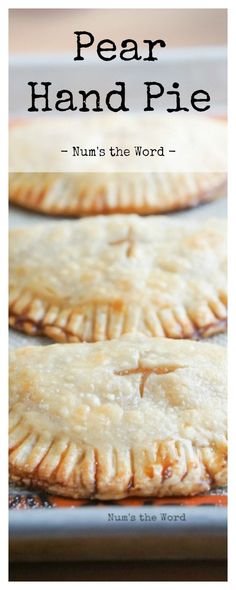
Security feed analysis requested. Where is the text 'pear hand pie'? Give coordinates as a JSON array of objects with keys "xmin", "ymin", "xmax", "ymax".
[
  {"xmin": 9, "ymin": 116, "xmax": 226, "ymax": 216},
  {"xmin": 9, "ymin": 215, "xmax": 227, "ymax": 343},
  {"xmin": 9, "ymin": 336, "xmax": 227, "ymax": 500}
]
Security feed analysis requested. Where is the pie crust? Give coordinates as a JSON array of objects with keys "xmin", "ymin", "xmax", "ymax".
[
  {"xmin": 9, "ymin": 336, "xmax": 227, "ymax": 499},
  {"xmin": 9, "ymin": 215, "xmax": 227, "ymax": 343},
  {"xmin": 9, "ymin": 116, "xmax": 226, "ymax": 216}
]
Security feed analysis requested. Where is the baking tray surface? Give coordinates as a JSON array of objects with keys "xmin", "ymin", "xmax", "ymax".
[{"xmin": 9, "ymin": 50, "xmax": 227, "ymax": 558}]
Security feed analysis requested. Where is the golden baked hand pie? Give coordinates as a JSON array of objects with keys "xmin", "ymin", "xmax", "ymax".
[
  {"xmin": 9, "ymin": 116, "xmax": 226, "ymax": 216},
  {"xmin": 9, "ymin": 336, "xmax": 227, "ymax": 499},
  {"xmin": 9, "ymin": 215, "xmax": 227, "ymax": 343}
]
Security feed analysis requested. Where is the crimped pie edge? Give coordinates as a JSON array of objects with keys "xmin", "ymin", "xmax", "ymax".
[
  {"xmin": 9, "ymin": 337, "xmax": 227, "ymax": 499},
  {"xmin": 9, "ymin": 171, "xmax": 226, "ymax": 216},
  {"xmin": 9, "ymin": 290, "xmax": 227, "ymax": 343}
]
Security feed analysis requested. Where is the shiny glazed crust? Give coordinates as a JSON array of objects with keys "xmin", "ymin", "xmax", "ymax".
[
  {"xmin": 9, "ymin": 215, "xmax": 227, "ymax": 343},
  {"xmin": 9, "ymin": 336, "xmax": 227, "ymax": 499}
]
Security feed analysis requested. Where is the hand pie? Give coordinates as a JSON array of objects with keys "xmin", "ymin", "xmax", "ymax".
[
  {"xmin": 9, "ymin": 336, "xmax": 227, "ymax": 499},
  {"xmin": 9, "ymin": 215, "xmax": 227, "ymax": 343},
  {"xmin": 9, "ymin": 116, "xmax": 226, "ymax": 216}
]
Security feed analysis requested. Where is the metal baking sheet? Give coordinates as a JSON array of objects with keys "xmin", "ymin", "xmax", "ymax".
[
  {"xmin": 9, "ymin": 195, "xmax": 227, "ymax": 563},
  {"xmin": 10, "ymin": 503, "xmax": 227, "ymax": 563},
  {"xmin": 9, "ymin": 49, "xmax": 227, "ymax": 562}
]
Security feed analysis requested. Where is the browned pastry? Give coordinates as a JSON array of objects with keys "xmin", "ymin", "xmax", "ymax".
[
  {"xmin": 9, "ymin": 336, "xmax": 227, "ymax": 499},
  {"xmin": 9, "ymin": 116, "xmax": 226, "ymax": 216},
  {"xmin": 9, "ymin": 215, "xmax": 227, "ymax": 343}
]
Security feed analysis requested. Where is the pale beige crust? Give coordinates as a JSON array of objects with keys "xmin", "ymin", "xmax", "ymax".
[
  {"xmin": 9, "ymin": 336, "xmax": 227, "ymax": 499},
  {"xmin": 9, "ymin": 172, "xmax": 226, "ymax": 217},
  {"xmin": 9, "ymin": 117, "xmax": 227, "ymax": 216},
  {"xmin": 9, "ymin": 215, "xmax": 227, "ymax": 343}
]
